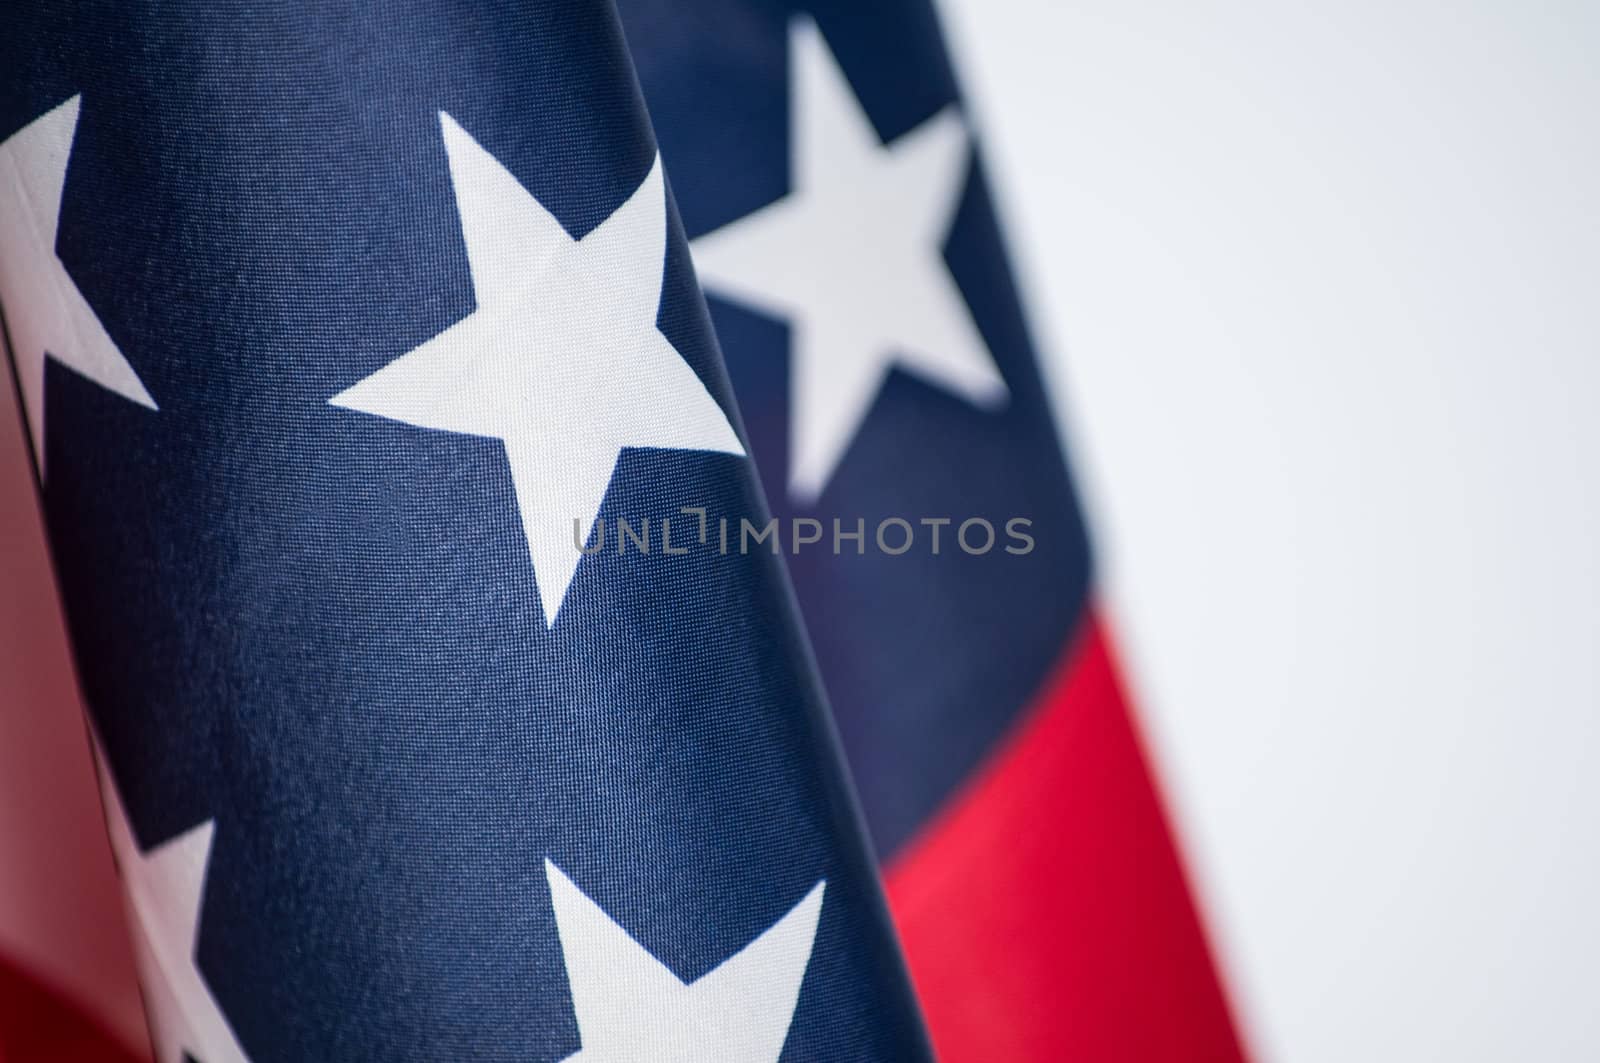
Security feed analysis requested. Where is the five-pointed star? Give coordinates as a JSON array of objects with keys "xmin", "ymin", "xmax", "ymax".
[
  {"xmin": 690, "ymin": 18, "xmax": 1007, "ymax": 503},
  {"xmin": 544, "ymin": 861, "xmax": 824, "ymax": 1062},
  {"xmin": 332, "ymin": 113, "xmax": 744, "ymax": 625},
  {"xmin": 91, "ymin": 739, "xmax": 250, "ymax": 1063},
  {"xmin": 0, "ymin": 95, "xmax": 157, "ymax": 476}
]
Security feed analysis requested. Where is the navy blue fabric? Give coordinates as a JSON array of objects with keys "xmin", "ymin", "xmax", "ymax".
[
  {"xmin": 1, "ymin": 2, "xmax": 931, "ymax": 1059},
  {"xmin": 617, "ymin": 0, "xmax": 1095, "ymax": 858}
]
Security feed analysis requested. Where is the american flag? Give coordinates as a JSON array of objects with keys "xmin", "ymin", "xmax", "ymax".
[
  {"xmin": 620, "ymin": 2, "xmax": 1245, "ymax": 1058},
  {"xmin": 1, "ymin": 1, "xmax": 1244, "ymax": 1061}
]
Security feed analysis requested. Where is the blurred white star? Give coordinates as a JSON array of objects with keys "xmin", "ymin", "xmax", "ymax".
[
  {"xmin": 91, "ymin": 739, "xmax": 249, "ymax": 1063},
  {"xmin": 692, "ymin": 18, "xmax": 1005, "ymax": 502},
  {"xmin": 0, "ymin": 95, "xmax": 157, "ymax": 475}
]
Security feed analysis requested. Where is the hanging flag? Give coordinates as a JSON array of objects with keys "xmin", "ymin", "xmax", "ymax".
[
  {"xmin": 618, "ymin": 2, "xmax": 1250, "ymax": 1058},
  {"xmin": 0, "ymin": 2, "xmax": 931, "ymax": 1059}
]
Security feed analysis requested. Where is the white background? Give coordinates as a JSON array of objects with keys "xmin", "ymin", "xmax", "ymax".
[{"xmin": 937, "ymin": 1, "xmax": 1600, "ymax": 1059}]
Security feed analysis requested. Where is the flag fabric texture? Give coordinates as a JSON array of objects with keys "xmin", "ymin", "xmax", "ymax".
[
  {"xmin": 0, "ymin": 2, "xmax": 931, "ymax": 1060},
  {"xmin": 619, "ymin": 2, "xmax": 1249, "ymax": 1059}
]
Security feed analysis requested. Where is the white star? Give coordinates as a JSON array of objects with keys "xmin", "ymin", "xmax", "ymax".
[
  {"xmin": 0, "ymin": 95, "xmax": 157, "ymax": 476},
  {"xmin": 690, "ymin": 18, "xmax": 1007, "ymax": 503},
  {"xmin": 331, "ymin": 113, "xmax": 744, "ymax": 625},
  {"xmin": 90, "ymin": 739, "xmax": 250, "ymax": 1063},
  {"xmin": 544, "ymin": 861, "xmax": 824, "ymax": 1063}
]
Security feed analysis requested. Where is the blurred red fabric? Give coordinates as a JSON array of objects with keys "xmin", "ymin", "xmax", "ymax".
[
  {"xmin": 0, "ymin": 954, "xmax": 141, "ymax": 1063},
  {"xmin": 0, "ymin": 386, "xmax": 148, "ymax": 1059},
  {"xmin": 887, "ymin": 616, "xmax": 1246, "ymax": 1062}
]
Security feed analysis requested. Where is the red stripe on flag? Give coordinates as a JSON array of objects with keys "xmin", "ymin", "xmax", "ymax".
[
  {"xmin": 884, "ymin": 610, "xmax": 1247, "ymax": 1061},
  {"xmin": 0, "ymin": 953, "xmax": 144, "ymax": 1063}
]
